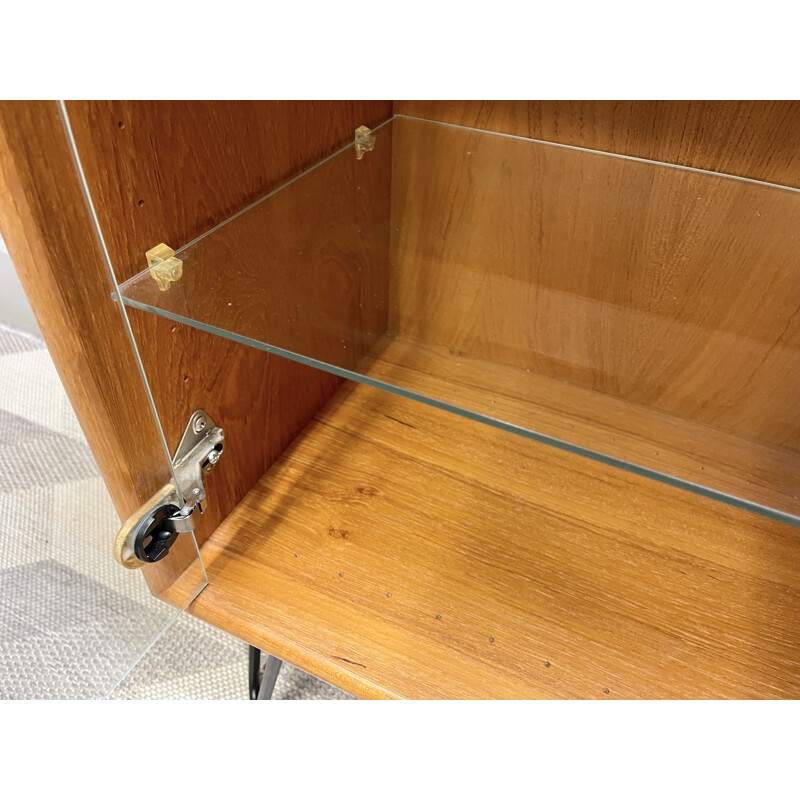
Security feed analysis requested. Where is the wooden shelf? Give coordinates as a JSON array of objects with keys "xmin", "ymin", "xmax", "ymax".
[{"xmin": 164, "ymin": 380, "xmax": 800, "ymax": 699}]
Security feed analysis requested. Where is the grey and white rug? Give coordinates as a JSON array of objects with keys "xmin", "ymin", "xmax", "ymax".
[{"xmin": 0, "ymin": 322, "xmax": 349, "ymax": 700}]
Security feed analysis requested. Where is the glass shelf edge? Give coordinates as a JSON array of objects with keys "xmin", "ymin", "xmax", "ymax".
[
  {"xmin": 394, "ymin": 113, "xmax": 800, "ymax": 194},
  {"xmin": 120, "ymin": 294, "xmax": 800, "ymax": 531}
]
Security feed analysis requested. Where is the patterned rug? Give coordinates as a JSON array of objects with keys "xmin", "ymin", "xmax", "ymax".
[{"xmin": 0, "ymin": 322, "xmax": 350, "ymax": 700}]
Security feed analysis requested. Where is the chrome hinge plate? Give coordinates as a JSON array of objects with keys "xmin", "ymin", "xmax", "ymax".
[
  {"xmin": 173, "ymin": 409, "xmax": 225, "ymax": 509},
  {"xmin": 113, "ymin": 409, "xmax": 225, "ymax": 568}
]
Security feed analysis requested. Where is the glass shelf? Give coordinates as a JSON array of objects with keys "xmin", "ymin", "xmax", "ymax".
[{"xmin": 119, "ymin": 115, "xmax": 800, "ymax": 527}]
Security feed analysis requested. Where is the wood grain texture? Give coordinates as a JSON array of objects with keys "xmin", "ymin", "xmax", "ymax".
[
  {"xmin": 396, "ymin": 101, "xmax": 800, "ymax": 187},
  {"xmin": 165, "ymin": 382, "xmax": 800, "ymax": 699},
  {"xmin": 389, "ymin": 115, "xmax": 800, "ymax": 451},
  {"xmin": 0, "ymin": 101, "xmax": 200, "ymax": 598},
  {"xmin": 64, "ymin": 101, "xmax": 392, "ymax": 594}
]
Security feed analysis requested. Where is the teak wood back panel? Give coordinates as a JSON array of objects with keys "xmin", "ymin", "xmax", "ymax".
[
  {"xmin": 0, "ymin": 102, "xmax": 172, "ymax": 516},
  {"xmin": 390, "ymin": 103, "xmax": 800, "ymax": 450}
]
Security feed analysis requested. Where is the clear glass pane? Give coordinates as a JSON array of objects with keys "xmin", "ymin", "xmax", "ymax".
[
  {"xmin": 0, "ymin": 313, "xmax": 204, "ymax": 698},
  {"xmin": 0, "ymin": 202, "xmax": 206, "ymax": 697},
  {"xmin": 119, "ymin": 116, "xmax": 800, "ymax": 527}
]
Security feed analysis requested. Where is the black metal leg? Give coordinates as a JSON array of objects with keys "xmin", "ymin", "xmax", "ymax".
[
  {"xmin": 248, "ymin": 645, "xmax": 261, "ymax": 700},
  {"xmin": 257, "ymin": 654, "xmax": 283, "ymax": 700},
  {"xmin": 248, "ymin": 645, "xmax": 284, "ymax": 700}
]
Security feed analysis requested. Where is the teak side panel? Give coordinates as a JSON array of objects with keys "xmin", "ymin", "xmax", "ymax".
[
  {"xmin": 396, "ymin": 101, "xmax": 800, "ymax": 187},
  {"xmin": 389, "ymin": 115, "xmax": 800, "ymax": 450},
  {"xmin": 64, "ymin": 101, "xmax": 393, "ymax": 593},
  {"xmin": 0, "ymin": 106, "xmax": 169, "ymax": 520},
  {"xmin": 0, "ymin": 100, "xmax": 169, "ymax": 510},
  {"xmin": 0, "ymin": 101, "xmax": 196, "ymax": 591},
  {"xmin": 166, "ymin": 383, "xmax": 800, "ymax": 699}
]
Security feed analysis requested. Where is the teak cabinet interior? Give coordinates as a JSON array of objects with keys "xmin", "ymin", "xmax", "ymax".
[{"xmin": 1, "ymin": 100, "xmax": 799, "ymax": 699}]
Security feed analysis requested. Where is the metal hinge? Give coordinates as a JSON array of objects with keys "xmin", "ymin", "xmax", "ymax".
[
  {"xmin": 114, "ymin": 409, "xmax": 225, "ymax": 568},
  {"xmin": 172, "ymin": 409, "xmax": 225, "ymax": 509}
]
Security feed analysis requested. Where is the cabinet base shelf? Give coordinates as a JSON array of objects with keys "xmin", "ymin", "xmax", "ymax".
[{"xmin": 164, "ymin": 381, "xmax": 800, "ymax": 699}]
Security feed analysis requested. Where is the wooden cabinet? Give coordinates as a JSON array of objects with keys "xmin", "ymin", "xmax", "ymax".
[{"xmin": 2, "ymin": 100, "xmax": 799, "ymax": 698}]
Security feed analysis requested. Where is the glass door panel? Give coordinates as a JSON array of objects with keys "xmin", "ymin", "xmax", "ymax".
[
  {"xmin": 0, "ymin": 102, "xmax": 208, "ymax": 697},
  {"xmin": 0, "ymin": 276, "xmax": 207, "ymax": 699}
]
